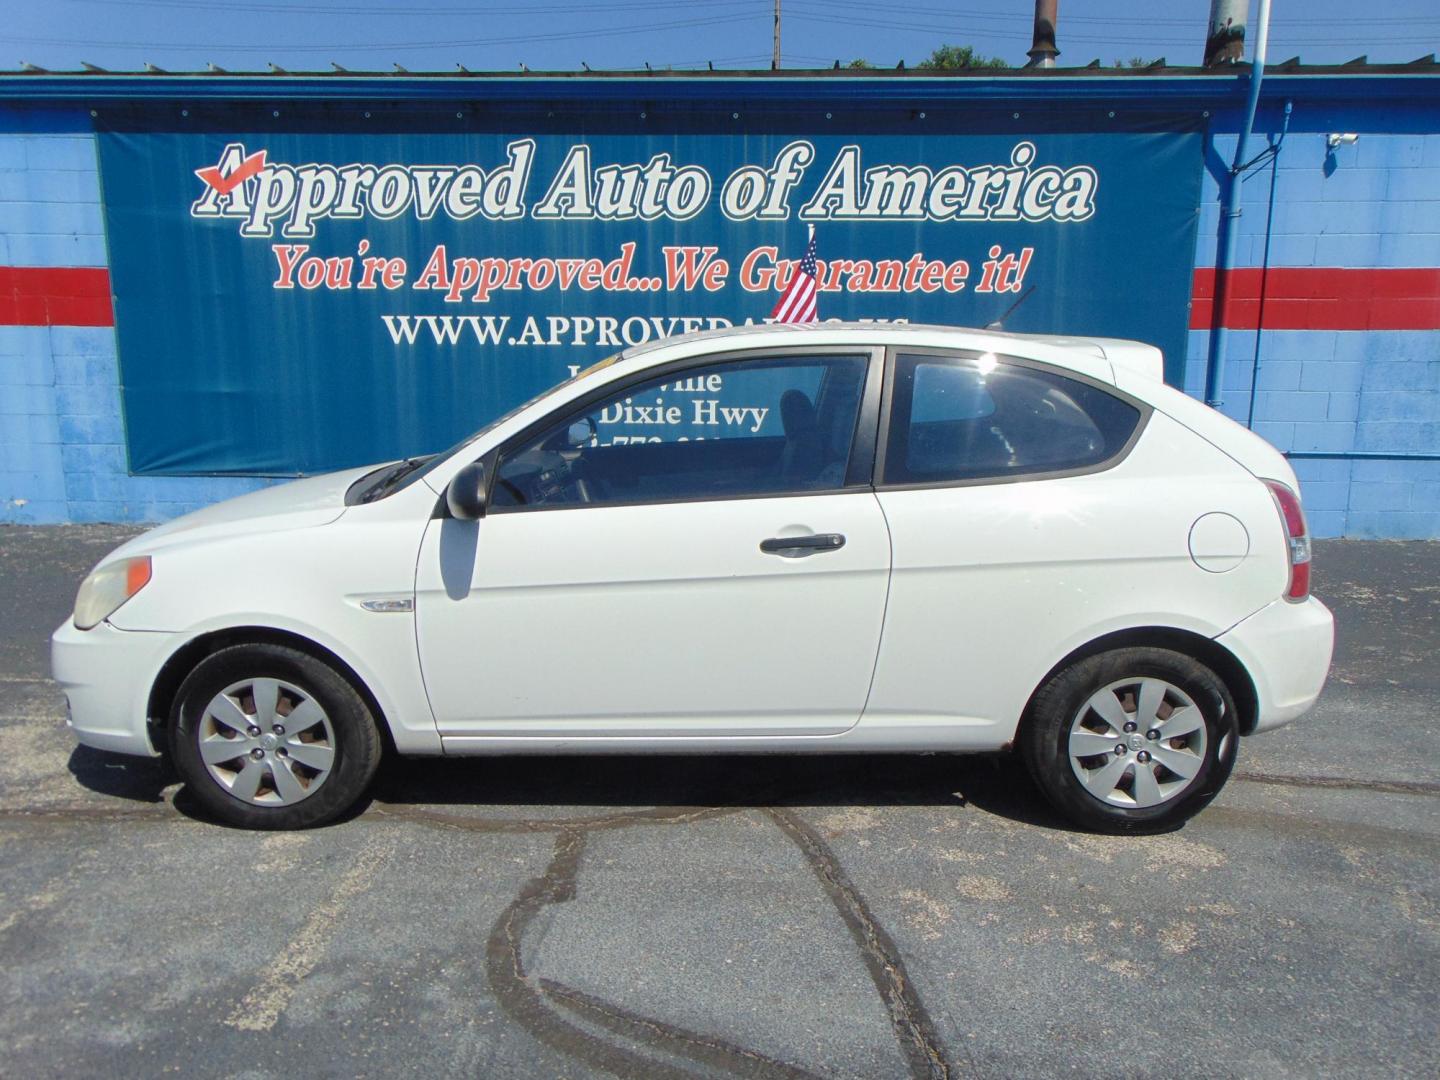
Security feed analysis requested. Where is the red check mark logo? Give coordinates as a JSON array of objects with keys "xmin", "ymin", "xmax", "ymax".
[{"xmin": 196, "ymin": 149, "xmax": 267, "ymax": 195}]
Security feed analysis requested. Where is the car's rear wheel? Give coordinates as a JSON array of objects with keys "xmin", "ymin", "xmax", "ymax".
[
  {"xmin": 170, "ymin": 643, "xmax": 382, "ymax": 829},
  {"xmin": 1020, "ymin": 647, "xmax": 1238, "ymax": 833}
]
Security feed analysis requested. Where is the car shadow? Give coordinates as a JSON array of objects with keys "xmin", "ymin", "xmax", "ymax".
[
  {"xmin": 67, "ymin": 744, "xmax": 176, "ymax": 804},
  {"xmin": 65, "ymin": 744, "xmax": 1079, "ymax": 832},
  {"xmin": 365, "ymin": 751, "xmax": 1076, "ymax": 830}
]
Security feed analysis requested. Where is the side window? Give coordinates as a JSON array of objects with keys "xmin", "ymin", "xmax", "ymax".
[
  {"xmin": 883, "ymin": 352, "xmax": 1141, "ymax": 485},
  {"xmin": 492, "ymin": 354, "xmax": 869, "ymax": 510}
]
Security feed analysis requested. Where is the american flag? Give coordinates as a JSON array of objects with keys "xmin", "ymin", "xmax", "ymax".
[{"xmin": 771, "ymin": 225, "xmax": 818, "ymax": 324}]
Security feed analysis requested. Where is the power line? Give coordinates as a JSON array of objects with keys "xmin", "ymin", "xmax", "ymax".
[
  {"xmin": 656, "ymin": 53, "xmax": 773, "ymax": 68},
  {"xmin": 789, "ymin": 1, "xmax": 1439, "ymax": 36},
  {"xmin": 67, "ymin": 0, "xmax": 1440, "ymax": 28},
  {"xmin": 21, "ymin": 0, "xmax": 1436, "ymax": 63},
  {"xmin": 784, "ymin": 8, "xmax": 1439, "ymax": 48},
  {"xmin": 10, "ymin": 11, "xmax": 771, "ymax": 53},
  {"xmin": 66, "ymin": 0, "xmax": 768, "ymax": 13},
  {"xmin": 813, "ymin": 0, "xmax": 1440, "ymax": 27}
]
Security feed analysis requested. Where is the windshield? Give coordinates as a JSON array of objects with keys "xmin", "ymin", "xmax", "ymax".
[{"xmin": 347, "ymin": 353, "xmax": 623, "ymax": 503}]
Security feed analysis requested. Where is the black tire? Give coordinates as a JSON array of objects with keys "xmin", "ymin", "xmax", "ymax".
[
  {"xmin": 1020, "ymin": 647, "xmax": 1238, "ymax": 834},
  {"xmin": 170, "ymin": 644, "xmax": 383, "ymax": 829}
]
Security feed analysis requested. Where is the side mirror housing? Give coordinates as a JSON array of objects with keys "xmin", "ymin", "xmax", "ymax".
[{"xmin": 446, "ymin": 462, "xmax": 488, "ymax": 520}]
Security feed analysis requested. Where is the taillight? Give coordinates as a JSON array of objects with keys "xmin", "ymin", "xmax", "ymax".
[{"xmin": 1264, "ymin": 480, "xmax": 1311, "ymax": 602}]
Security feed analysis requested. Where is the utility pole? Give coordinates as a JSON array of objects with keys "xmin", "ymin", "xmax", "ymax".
[{"xmin": 772, "ymin": 0, "xmax": 780, "ymax": 71}]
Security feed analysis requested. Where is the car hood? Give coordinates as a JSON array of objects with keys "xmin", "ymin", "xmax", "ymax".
[{"xmin": 108, "ymin": 464, "xmax": 380, "ymax": 559}]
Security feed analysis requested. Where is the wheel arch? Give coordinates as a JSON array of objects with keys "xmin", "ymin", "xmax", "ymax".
[
  {"xmin": 146, "ymin": 626, "xmax": 397, "ymax": 755},
  {"xmin": 1019, "ymin": 626, "xmax": 1260, "ymax": 738}
]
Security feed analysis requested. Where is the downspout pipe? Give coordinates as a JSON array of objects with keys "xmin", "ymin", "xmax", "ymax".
[
  {"xmin": 1246, "ymin": 98, "xmax": 1293, "ymax": 429},
  {"xmin": 1204, "ymin": 0, "xmax": 1271, "ymax": 408}
]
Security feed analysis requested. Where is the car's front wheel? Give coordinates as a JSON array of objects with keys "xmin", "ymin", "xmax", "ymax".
[
  {"xmin": 1020, "ymin": 647, "xmax": 1238, "ymax": 833},
  {"xmin": 170, "ymin": 643, "xmax": 382, "ymax": 829}
]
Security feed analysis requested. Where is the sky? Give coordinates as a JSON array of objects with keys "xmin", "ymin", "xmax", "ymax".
[{"xmin": 5, "ymin": 0, "xmax": 1440, "ymax": 74}]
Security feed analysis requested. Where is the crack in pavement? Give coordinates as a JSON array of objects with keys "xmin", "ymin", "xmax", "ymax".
[
  {"xmin": 1200, "ymin": 802, "xmax": 1440, "ymax": 854},
  {"xmin": 1233, "ymin": 771, "xmax": 1440, "ymax": 797},
  {"xmin": 764, "ymin": 808, "xmax": 958, "ymax": 1080},
  {"xmin": 477, "ymin": 804, "xmax": 959, "ymax": 1079},
  {"xmin": 484, "ymin": 827, "xmax": 712, "ymax": 1080},
  {"xmin": 4, "ymin": 764, "xmax": 1432, "ymax": 832},
  {"xmin": 0, "ymin": 806, "xmax": 173, "ymax": 822},
  {"xmin": 15, "ymin": 768, "xmax": 1435, "ymax": 1078},
  {"xmin": 6, "ymin": 766, "xmax": 1435, "ymax": 1075},
  {"xmin": 540, "ymin": 977, "xmax": 829, "ymax": 1080},
  {"xmin": 372, "ymin": 802, "xmax": 741, "ymax": 834}
]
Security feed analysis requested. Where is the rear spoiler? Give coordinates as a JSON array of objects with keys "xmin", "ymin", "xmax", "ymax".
[
  {"xmin": 1094, "ymin": 341, "xmax": 1165, "ymax": 382},
  {"xmin": 1012, "ymin": 333, "xmax": 1165, "ymax": 383}
]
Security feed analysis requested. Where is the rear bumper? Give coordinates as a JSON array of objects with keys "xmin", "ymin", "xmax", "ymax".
[
  {"xmin": 1217, "ymin": 596, "xmax": 1335, "ymax": 734},
  {"xmin": 51, "ymin": 618, "xmax": 177, "ymax": 758}
]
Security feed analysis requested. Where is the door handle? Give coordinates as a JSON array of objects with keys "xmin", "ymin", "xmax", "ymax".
[{"xmin": 760, "ymin": 533, "xmax": 846, "ymax": 558}]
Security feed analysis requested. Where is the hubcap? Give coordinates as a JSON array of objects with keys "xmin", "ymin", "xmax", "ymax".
[
  {"xmin": 1067, "ymin": 677, "xmax": 1208, "ymax": 809},
  {"xmin": 197, "ymin": 678, "xmax": 335, "ymax": 806}
]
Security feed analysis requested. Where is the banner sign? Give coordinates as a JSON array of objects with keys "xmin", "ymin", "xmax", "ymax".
[{"xmin": 98, "ymin": 116, "xmax": 1203, "ymax": 474}]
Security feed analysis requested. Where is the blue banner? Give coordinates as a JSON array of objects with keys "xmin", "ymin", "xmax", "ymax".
[{"xmin": 98, "ymin": 113, "xmax": 1203, "ymax": 475}]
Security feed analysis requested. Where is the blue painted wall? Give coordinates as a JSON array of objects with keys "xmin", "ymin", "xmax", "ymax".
[
  {"xmin": 0, "ymin": 123, "xmax": 274, "ymax": 524},
  {"xmin": 1184, "ymin": 126, "xmax": 1440, "ymax": 539},
  {"xmin": 0, "ymin": 319, "xmax": 273, "ymax": 523}
]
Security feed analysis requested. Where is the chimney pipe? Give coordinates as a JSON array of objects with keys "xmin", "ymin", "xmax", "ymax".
[
  {"xmin": 1205, "ymin": 0, "xmax": 1247, "ymax": 67},
  {"xmin": 1026, "ymin": 0, "xmax": 1059, "ymax": 69}
]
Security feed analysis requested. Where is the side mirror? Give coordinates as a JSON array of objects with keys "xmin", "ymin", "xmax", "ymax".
[
  {"xmin": 445, "ymin": 462, "xmax": 487, "ymax": 520},
  {"xmin": 567, "ymin": 416, "xmax": 597, "ymax": 448}
]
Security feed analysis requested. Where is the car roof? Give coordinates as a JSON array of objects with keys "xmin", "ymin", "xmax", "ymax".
[
  {"xmin": 617, "ymin": 321, "xmax": 1164, "ymax": 384},
  {"xmin": 622, "ymin": 320, "xmax": 1062, "ymax": 356}
]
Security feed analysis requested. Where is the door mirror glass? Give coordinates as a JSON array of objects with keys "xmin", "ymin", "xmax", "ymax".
[{"xmin": 445, "ymin": 462, "xmax": 488, "ymax": 520}]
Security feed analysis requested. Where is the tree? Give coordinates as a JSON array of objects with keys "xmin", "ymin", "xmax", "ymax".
[
  {"xmin": 846, "ymin": 58, "xmax": 874, "ymax": 69},
  {"xmin": 918, "ymin": 44, "xmax": 1009, "ymax": 71},
  {"xmin": 1112, "ymin": 56, "xmax": 1160, "ymax": 68}
]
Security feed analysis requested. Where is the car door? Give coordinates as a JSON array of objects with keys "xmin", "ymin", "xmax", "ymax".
[
  {"xmin": 864, "ymin": 348, "xmax": 1160, "ymax": 746},
  {"xmin": 414, "ymin": 347, "xmax": 891, "ymax": 739}
]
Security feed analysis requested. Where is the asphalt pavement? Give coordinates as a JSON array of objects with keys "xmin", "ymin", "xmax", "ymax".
[{"xmin": 0, "ymin": 526, "xmax": 1436, "ymax": 1079}]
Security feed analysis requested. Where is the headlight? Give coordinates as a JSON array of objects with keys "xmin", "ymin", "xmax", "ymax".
[{"xmin": 74, "ymin": 556, "xmax": 152, "ymax": 630}]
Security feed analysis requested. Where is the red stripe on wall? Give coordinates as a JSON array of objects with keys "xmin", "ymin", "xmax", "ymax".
[
  {"xmin": 0, "ymin": 265, "xmax": 1436, "ymax": 333},
  {"xmin": 1190, "ymin": 267, "xmax": 1440, "ymax": 331},
  {"xmin": 0, "ymin": 267, "xmax": 114, "ymax": 327}
]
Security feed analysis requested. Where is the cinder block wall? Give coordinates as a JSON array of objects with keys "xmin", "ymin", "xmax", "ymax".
[
  {"xmin": 1185, "ymin": 127, "xmax": 1440, "ymax": 539},
  {"xmin": 1, "ymin": 111, "xmax": 271, "ymax": 524}
]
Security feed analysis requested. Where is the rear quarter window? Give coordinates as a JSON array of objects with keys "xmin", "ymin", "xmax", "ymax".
[{"xmin": 884, "ymin": 352, "xmax": 1143, "ymax": 486}]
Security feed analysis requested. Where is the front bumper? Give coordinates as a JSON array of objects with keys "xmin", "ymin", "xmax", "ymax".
[
  {"xmin": 1217, "ymin": 596, "xmax": 1335, "ymax": 734},
  {"xmin": 51, "ymin": 618, "xmax": 178, "ymax": 757}
]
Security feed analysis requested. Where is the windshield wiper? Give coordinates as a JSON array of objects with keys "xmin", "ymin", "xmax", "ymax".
[{"xmin": 359, "ymin": 456, "xmax": 431, "ymax": 503}]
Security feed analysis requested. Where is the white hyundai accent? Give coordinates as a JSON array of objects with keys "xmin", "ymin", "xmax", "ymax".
[{"xmin": 52, "ymin": 323, "xmax": 1334, "ymax": 832}]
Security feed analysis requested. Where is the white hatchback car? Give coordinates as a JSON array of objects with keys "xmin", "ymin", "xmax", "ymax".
[{"xmin": 53, "ymin": 323, "xmax": 1333, "ymax": 832}]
